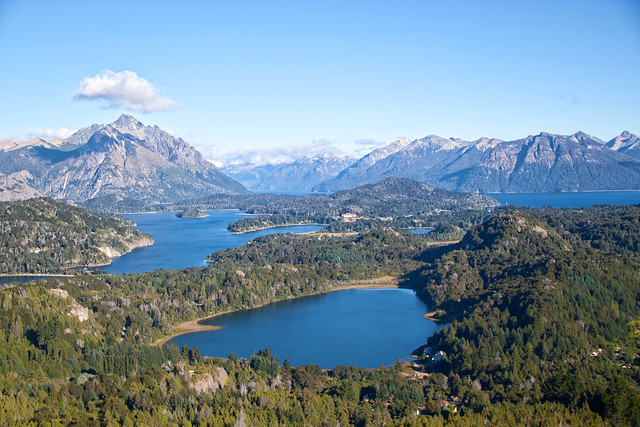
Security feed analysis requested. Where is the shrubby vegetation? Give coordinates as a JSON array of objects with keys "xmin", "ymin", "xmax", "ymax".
[
  {"xmin": 0, "ymin": 198, "xmax": 152, "ymax": 274},
  {"xmin": 1, "ymin": 204, "xmax": 639, "ymax": 424}
]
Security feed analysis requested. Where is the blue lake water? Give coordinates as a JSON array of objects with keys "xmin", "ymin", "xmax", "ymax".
[
  {"xmin": 9, "ymin": 191, "xmax": 639, "ymax": 366},
  {"xmin": 486, "ymin": 191, "xmax": 640, "ymax": 208},
  {"xmin": 102, "ymin": 211, "xmax": 322, "ymax": 274},
  {"xmin": 169, "ymin": 288, "xmax": 439, "ymax": 369},
  {"xmin": 409, "ymin": 228, "xmax": 433, "ymax": 234},
  {"xmin": 60, "ymin": 191, "xmax": 640, "ymax": 276}
]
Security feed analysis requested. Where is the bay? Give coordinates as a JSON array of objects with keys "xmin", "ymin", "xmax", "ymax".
[
  {"xmin": 102, "ymin": 210, "xmax": 322, "ymax": 274},
  {"xmin": 169, "ymin": 288, "xmax": 440, "ymax": 369}
]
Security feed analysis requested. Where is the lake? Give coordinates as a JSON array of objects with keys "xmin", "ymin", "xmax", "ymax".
[
  {"xmin": 169, "ymin": 288, "xmax": 440, "ymax": 369},
  {"xmin": 102, "ymin": 191, "xmax": 640, "ymax": 274},
  {"xmin": 486, "ymin": 190, "xmax": 640, "ymax": 208},
  {"xmin": 102, "ymin": 211, "xmax": 322, "ymax": 274}
]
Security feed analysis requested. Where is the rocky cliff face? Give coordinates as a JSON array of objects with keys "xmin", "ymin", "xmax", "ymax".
[
  {"xmin": 188, "ymin": 367, "xmax": 228, "ymax": 395},
  {"xmin": 446, "ymin": 132, "xmax": 640, "ymax": 192},
  {"xmin": 0, "ymin": 171, "xmax": 43, "ymax": 201},
  {"xmin": 0, "ymin": 115, "xmax": 248, "ymax": 203},
  {"xmin": 315, "ymin": 131, "xmax": 640, "ymax": 193}
]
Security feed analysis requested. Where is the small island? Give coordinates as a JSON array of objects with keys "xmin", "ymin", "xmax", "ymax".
[{"xmin": 175, "ymin": 209, "xmax": 207, "ymax": 218}]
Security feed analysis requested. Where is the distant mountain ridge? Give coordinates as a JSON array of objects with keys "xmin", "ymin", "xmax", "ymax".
[
  {"xmin": 314, "ymin": 131, "xmax": 640, "ymax": 193},
  {"xmin": 224, "ymin": 152, "xmax": 355, "ymax": 191},
  {"xmin": 0, "ymin": 115, "xmax": 248, "ymax": 203}
]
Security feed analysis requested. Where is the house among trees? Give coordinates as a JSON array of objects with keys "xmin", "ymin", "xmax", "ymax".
[{"xmin": 341, "ymin": 213, "xmax": 358, "ymax": 222}]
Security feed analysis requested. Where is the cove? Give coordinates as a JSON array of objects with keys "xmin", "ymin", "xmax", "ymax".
[
  {"xmin": 168, "ymin": 288, "xmax": 442, "ymax": 369},
  {"xmin": 102, "ymin": 210, "xmax": 322, "ymax": 274}
]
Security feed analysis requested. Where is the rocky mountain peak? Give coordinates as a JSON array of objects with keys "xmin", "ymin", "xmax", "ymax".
[
  {"xmin": 606, "ymin": 130, "xmax": 640, "ymax": 158},
  {"xmin": 570, "ymin": 131, "xmax": 602, "ymax": 145},
  {"xmin": 112, "ymin": 114, "xmax": 143, "ymax": 130},
  {"xmin": 536, "ymin": 132, "xmax": 554, "ymax": 139},
  {"xmin": 309, "ymin": 152, "xmax": 348, "ymax": 162},
  {"xmin": 474, "ymin": 137, "xmax": 503, "ymax": 150},
  {"xmin": 414, "ymin": 134, "xmax": 469, "ymax": 151}
]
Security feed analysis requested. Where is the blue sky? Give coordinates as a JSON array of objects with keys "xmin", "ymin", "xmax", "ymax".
[{"xmin": 1, "ymin": 0, "xmax": 638, "ymax": 164}]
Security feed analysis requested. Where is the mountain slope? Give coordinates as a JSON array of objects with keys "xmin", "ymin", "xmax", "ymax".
[
  {"xmin": 418, "ymin": 208, "xmax": 640, "ymax": 423},
  {"xmin": 316, "ymin": 132, "xmax": 640, "ymax": 192},
  {"xmin": 226, "ymin": 152, "xmax": 355, "ymax": 191},
  {"xmin": 315, "ymin": 138, "xmax": 412, "ymax": 192},
  {"xmin": 0, "ymin": 116, "xmax": 248, "ymax": 202},
  {"xmin": 0, "ymin": 171, "xmax": 42, "ymax": 201}
]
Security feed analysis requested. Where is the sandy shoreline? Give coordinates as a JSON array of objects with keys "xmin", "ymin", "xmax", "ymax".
[
  {"xmin": 153, "ymin": 277, "xmax": 401, "ymax": 347},
  {"xmin": 153, "ymin": 318, "xmax": 226, "ymax": 347}
]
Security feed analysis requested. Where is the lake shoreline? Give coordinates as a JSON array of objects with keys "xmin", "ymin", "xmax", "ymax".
[
  {"xmin": 153, "ymin": 319, "xmax": 226, "ymax": 348},
  {"xmin": 0, "ymin": 273, "xmax": 75, "ymax": 278},
  {"xmin": 228, "ymin": 222, "xmax": 326, "ymax": 235},
  {"xmin": 153, "ymin": 277, "xmax": 401, "ymax": 348}
]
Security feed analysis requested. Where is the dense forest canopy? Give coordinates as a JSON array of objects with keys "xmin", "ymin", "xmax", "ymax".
[
  {"xmin": 0, "ymin": 203, "xmax": 638, "ymax": 424},
  {"xmin": 0, "ymin": 198, "xmax": 152, "ymax": 274}
]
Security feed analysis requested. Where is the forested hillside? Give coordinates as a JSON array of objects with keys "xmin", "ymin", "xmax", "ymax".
[
  {"xmin": 215, "ymin": 178, "xmax": 496, "ymax": 233},
  {"xmin": 0, "ymin": 206, "xmax": 638, "ymax": 424},
  {"xmin": 0, "ymin": 198, "xmax": 153, "ymax": 274},
  {"xmin": 419, "ymin": 209, "xmax": 640, "ymax": 425}
]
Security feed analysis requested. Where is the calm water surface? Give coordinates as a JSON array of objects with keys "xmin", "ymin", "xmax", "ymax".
[
  {"xmin": 486, "ymin": 191, "xmax": 640, "ymax": 208},
  {"xmin": 169, "ymin": 288, "xmax": 440, "ymax": 369},
  {"xmin": 102, "ymin": 210, "xmax": 322, "ymax": 274},
  {"xmin": 104, "ymin": 192, "xmax": 640, "ymax": 274},
  {"xmin": 409, "ymin": 228, "xmax": 433, "ymax": 234}
]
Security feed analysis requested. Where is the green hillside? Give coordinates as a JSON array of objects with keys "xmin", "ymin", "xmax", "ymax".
[
  {"xmin": 0, "ymin": 205, "xmax": 638, "ymax": 424},
  {"xmin": 0, "ymin": 198, "xmax": 152, "ymax": 274}
]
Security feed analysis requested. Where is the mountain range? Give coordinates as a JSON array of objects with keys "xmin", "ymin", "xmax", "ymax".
[
  {"xmin": 223, "ymin": 152, "xmax": 355, "ymax": 192},
  {"xmin": 0, "ymin": 115, "xmax": 248, "ymax": 203},
  {"xmin": 310, "ymin": 131, "xmax": 640, "ymax": 193},
  {"xmin": 2, "ymin": 118, "xmax": 639, "ymax": 202}
]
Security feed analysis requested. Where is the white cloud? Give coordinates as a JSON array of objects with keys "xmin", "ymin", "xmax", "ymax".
[
  {"xmin": 74, "ymin": 70, "xmax": 179, "ymax": 113},
  {"xmin": 28, "ymin": 128, "xmax": 74, "ymax": 140},
  {"xmin": 203, "ymin": 140, "xmax": 348, "ymax": 169},
  {"xmin": 5, "ymin": 128, "xmax": 74, "ymax": 142}
]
